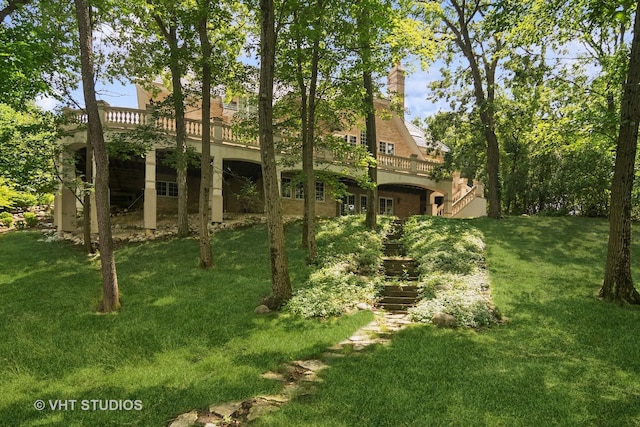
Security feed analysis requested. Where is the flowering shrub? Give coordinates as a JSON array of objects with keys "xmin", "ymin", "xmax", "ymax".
[
  {"xmin": 403, "ymin": 216, "xmax": 500, "ymax": 328},
  {"xmin": 409, "ymin": 272, "xmax": 498, "ymax": 328},
  {"xmin": 286, "ymin": 215, "xmax": 389, "ymax": 318}
]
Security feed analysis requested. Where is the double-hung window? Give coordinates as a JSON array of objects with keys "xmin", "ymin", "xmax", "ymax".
[
  {"xmin": 379, "ymin": 141, "xmax": 395, "ymax": 155},
  {"xmin": 157, "ymin": 181, "xmax": 178, "ymax": 197}
]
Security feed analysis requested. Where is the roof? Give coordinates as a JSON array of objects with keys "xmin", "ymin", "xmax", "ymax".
[{"xmin": 404, "ymin": 120, "xmax": 450, "ymax": 153}]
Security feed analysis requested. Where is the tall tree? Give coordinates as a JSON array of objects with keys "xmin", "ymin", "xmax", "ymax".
[
  {"xmin": 600, "ymin": 2, "xmax": 640, "ymax": 304},
  {"xmin": 74, "ymin": 0, "xmax": 120, "ymax": 312},
  {"xmin": 108, "ymin": 1, "xmax": 198, "ymax": 238},
  {"xmin": 358, "ymin": 7, "xmax": 378, "ymax": 230},
  {"xmin": 197, "ymin": 1, "xmax": 213, "ymax": 268},
  {"xmin": 420, "ymin": 0, "xmax": 505, "ymax": 218},
  {"xmin": 259, "ymin": 0, "xmax": 292, "ymax": 308},
  {"xmin": 151, "ymin": 6, "xmax": 190, "ymax": 238}
]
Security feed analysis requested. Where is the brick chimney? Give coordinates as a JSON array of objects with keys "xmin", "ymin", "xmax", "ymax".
[{"xmin": 387, "ymin": 62, "xmax": 405, "ymax": 117}]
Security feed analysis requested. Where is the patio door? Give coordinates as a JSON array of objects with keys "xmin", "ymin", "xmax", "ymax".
[{"xmin": 379, "ymin": 197, "xmax": 394, "ymax": 215}]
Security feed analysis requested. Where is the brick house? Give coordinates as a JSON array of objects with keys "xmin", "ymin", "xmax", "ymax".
[{"xmin": 54, "ymin": 66, "xmax": 486, "ymax": 234}]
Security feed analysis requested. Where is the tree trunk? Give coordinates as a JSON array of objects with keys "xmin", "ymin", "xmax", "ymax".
[
  {"xmin": 297, "ymin": 10, "xmax": 319, "ymax": 263},
  {"xmin": 364, "ymin": 69, "xmax": 378, "ymax": 230},
  {"xmin": 74, "ymin": 0, "xmax": 120, "ymax": 312},
  {"xmin": 153, "ymin": 14, "xmax": 190, "ymax": 238},
  {"xmin": 169, "ymin": 43, "xmax": 190, "ymax": 238},
  {"xmin": 359, "ymin": 9, "xmax": 377, "ymax": 230},
  {"xmin": 600, "ymin": 3, "xmax": 640, "ymax": 304},
  {"xmin": 259, "ymin": 0, "xmax": 292, "ymax": 308},
  {"xmin": 449, "ymin": 4, "xmax": 501, "ymax": 219},
  {"xmin": 198, "ymin": 8, "xmax": 213, "ymax": 269}
]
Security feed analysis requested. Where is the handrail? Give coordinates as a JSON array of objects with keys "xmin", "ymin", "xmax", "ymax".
[{"xmin": 451, "ymin": 186, "xmax": 477, "ymax": 215}]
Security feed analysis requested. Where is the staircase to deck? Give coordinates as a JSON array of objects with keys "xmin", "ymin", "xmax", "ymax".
[{"xmin": 377, "ymin": 220, "xmax": 421, "ymax": 312}]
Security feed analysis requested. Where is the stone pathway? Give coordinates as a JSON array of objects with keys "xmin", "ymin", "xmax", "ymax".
[{"xmin": 167, "ymin": 310, "xmax": 414, "ymax": 427}]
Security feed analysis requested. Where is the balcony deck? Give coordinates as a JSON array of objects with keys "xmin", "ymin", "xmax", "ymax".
[{"xmin": 66, "ymin": 105, "xmax": 443, "ymax": 178}]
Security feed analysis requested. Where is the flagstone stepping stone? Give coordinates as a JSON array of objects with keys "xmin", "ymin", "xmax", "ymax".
[
  {"xmin": 294, "ymin": 359, "xmax": 328, "ymax": 372},
  {"xmin": 168, "ymin": 410, "xmax": 198, "ymax": 427},
  {"xmin": 209, "ymin": 401, "xmax": 243, "ymax": 418}
]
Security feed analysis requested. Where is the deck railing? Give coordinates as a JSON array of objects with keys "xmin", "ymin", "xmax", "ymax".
[{"xmin": 68, "ymin": 104, "xmax": 443, "ymax": 176}]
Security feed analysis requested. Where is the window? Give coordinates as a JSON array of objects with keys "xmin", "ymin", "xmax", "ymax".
[
  {"xmin": 360, "ymin": 195, "xmax": 368, "ymax": 213},
  {"xmin": 315, "ymin": 181, "xmax": 325, "ymax": 202},
  {"xmin": 379, "ymin": 141, "xmax": 395, "ymax": 155},
  {"xmin": 379, "ymin": 197, "xmax": 394, "ymax": 215},
  {"xmin": 360, "ymin": 130, "xmax": 367, "ymax": 147},
  {"xmin": 157, "ymin": 181, "xmax": 178, "ymax": 197},
  {"xmin": 294, "ymin": 182, "xmax": 304, "ymax": 199},
  {"xmin": 341, "ymin": 194, "xmax": 356, "ymax": 215},
  {"xmin": 281, "ymin": 177, "xmax": 292, "ymax": 198},
  {"xmin": 343, "ymin": 134, "xmax": 357, "ymax": 146}
]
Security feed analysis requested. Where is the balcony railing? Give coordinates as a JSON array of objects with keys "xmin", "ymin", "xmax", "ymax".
[{"xmin": 68, "ymin": 104, "xmax": 442, "ymax": 176}]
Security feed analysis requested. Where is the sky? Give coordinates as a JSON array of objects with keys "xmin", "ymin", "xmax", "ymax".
[{"xmin": 37, "ymin": 61, "xmax": 449, "ymax": 124}]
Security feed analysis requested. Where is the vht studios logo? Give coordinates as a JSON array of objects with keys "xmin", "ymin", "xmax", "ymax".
[{"xmin": 34, "ymin": 399, "xmax": 143, "ymax": 411}]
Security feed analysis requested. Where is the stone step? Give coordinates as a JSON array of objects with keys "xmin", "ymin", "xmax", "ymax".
[
  {"xmin": 382, "ymin": 284, "xmax": 418, "ymax": 292},
  {"xmin": 382, "ymin": 289, "xmax": 419, "ymax": 298},
  {"xmin": 383, "ymin": 242, "xmax": 406, "ymax": 257},
  {"xmin": 382, "ymin": 258, "xmax": 418, "ymax": 277},
  {"xmin": 378, "ymin": 296, "xmax": 418, "ymax": 305},
  {"xmin": 375, "ymin": 302, "xmax": 412, "ymax": 312},
  {"xmin": 377, "ymin": 284, "xmax": 421, "ymax": 312}
]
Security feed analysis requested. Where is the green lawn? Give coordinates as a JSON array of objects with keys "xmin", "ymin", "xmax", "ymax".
[
  {"xmin": 0, "ymin": 224, "xmax": 373, "ymax": 426},
  {"xmin": 3, "ymin": 217, "xmax": 640, "ymax": 426},
  {"xmin": 257, "ymin": 216, "xmax": 640, "ymax": 427}
]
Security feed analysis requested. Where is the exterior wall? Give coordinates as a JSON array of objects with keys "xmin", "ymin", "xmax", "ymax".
[
  {"xmin": 378, "ymin": 187, "xmax": 423, "ymax": 218},
  {"xmin": 223, "ymin": 176, "xmax": 265, "ymax": 213},
  {"xmin": 341, "ymin": 101, "xmax": 430, "ymax": 161},
  {"xmin": 137, "ymin": 83, "xmax": 227, "ymax": 122},
  {"xmin": 280, "ymin": 176, "xmax": 338, "ymax": 217},
  {"xmin": 156, "ymin": 173, "xmax": 200, "ymax": 214},
  {"xmin": 453, "ymin": 197, "xmax": 487, "ymax": 218}
]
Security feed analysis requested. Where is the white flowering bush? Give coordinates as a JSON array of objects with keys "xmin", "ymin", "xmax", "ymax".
[
  {"xmin": 403, "ymin": 216, "xmax": 500, "ymax": 328},
  {"xmin": 286, "ymin": 216, "xmax": 389, "ymax": 318},
  {"xmin": 409, "ymin": 271, "xmax": 498, "ymax": 328}
]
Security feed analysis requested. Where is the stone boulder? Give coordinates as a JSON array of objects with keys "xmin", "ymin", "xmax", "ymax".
[
  {"xmin": 431, "ymin": 312, "xmax": 456, "ymax": 328},
  {"xmin": 255, "ymin": 305, "xmax": 270, "ymax": 314}
]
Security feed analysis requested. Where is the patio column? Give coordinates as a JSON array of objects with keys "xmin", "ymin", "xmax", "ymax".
[
  {"xmin": 144, "ymin": 148, "xmax": 157, "ymax": 232},
  {"xmin": 211, "ymin": 118, "xmax": 223, "ymax": 223},
  {"xmin": 89, "ymin": 153, "xmax": 98, "ymax": 234},
  {"xmin": 55, "ymin": 149, "xmax": 77, "ymax": 235}
]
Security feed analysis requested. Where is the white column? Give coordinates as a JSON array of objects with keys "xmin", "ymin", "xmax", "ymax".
[
  {"xmin": 89, "ymin": 154, "xmax": 98, "ymax": 234},
  {"xmin": 211, "ymin": 119, "xmax": 224, "ymax": 223},
  {"xmin": 144, "ymin": 148, "xmax": 157, "ymax": 231},
  {"xmin": 55, "ymin": 150, "xmax": 77, "ymax": 235}
]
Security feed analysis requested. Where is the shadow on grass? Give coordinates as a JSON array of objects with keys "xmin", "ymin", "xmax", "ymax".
[
  {"xmin": 256, "ymin": 216, "xmax": 640, "ymax": 427},
  {"xmin": 0, "ymin": 225, "xmax": 371, "ymax": 426}
]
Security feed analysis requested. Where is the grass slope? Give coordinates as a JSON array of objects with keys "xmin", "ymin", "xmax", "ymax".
[
  {"xmin": 259, "ymin": 216, "xmax": 640, "ymax": 426},
  {"xmin": 0, "ymin": 224, "xmax": 373, "ymax": 426}
]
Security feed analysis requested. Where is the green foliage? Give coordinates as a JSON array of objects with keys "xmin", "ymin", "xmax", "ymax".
[
  {"xmin": 287, "ymin": 262, "xmax": 381, "ymax": 318},
  {"xmin": 0, "ymin": 2, "xmax": 79, "ymax": 110},
  {"xmin": 402, "ymin": 216, "xmax": 485, "ymax": 276},
  {"xmin": 0, "ymin": 212, "xmax": 13, "ymax": 228},
  {"xmin": 0, "ymin": 104, "xmax": 58, "ymax": 194},
  {"xmin": 0, "ymin": 178, "xmax": 41, "ymax": 211},
  {"xmin": 402, "ymin": 216, "xmax": 498, "ymax": 328},
  {"xmin": 236, "ymin": 176, "xmax": 261, "ymax": 213},
  {"xmin": 23, "ymin": 212, "xmax": 38, "ymax": 227},
  {"xmin": 286, "ymin": 215, "xmax": 391, "ymax": 318}
]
